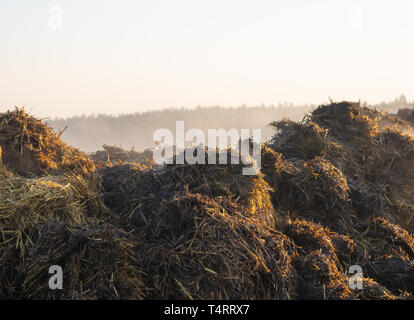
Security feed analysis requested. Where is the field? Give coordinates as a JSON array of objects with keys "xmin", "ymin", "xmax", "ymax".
[{"xmin": 1, "ymin": 102, "xmax": 414, "ymax": 300}]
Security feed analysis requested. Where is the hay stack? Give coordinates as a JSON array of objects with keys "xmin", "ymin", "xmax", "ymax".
[
  {"xmin": 264, "ymin": 102, "xmax": 414, "ymax": 231},
  {"xmin": 3, "ymin": 103, "xmax": 414, "ymax": 300},
  {"xmin": 136, "ymin": 193, "xmax": 297, "ymax": 299},
  {"xmin": 268, "ymin": 119, "xmax": 330, "ymax": 160},
  {"xmin": 100, "ymin": 148, "xmax": 294, "ymax": 299},
  {"xmin": 262, "ymin": 152, "xmax": 354, "ymax": 233},
  {"xmin": 100, "ymin": 142, "xmax": 400, "ymax": 299},
  {"xmin": 0, "ymin": 170, "xmax": 114, "ymax": 299},
  {"xmin": 165, "ymin": 150, "xmax": 274, "ymax": 226},
  {"xmin": 310, "ymin": 102, "xmax": 376, "ymax": 143},
  {"xmin": 0, "ymin": 108, "xmax": 95, "ymax": 176},
  {"xmin": 259, "ymin": 101, "xmax": 414, "ymax": 298},
  {"xmin": 102, "ymin": 148, "xmax": 276, "ymax": 228}
]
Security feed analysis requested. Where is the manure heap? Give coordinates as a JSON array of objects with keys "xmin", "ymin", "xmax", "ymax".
[{"xmin": 1, "ymin": 102, "xmax": 414, "ymax": 300}]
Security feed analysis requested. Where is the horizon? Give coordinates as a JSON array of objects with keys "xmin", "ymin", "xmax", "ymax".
[
  {"xmin": 1, "ymin": 1, "xmax": 414, "ymax": 118},
  {"xmin": 5, "ymin": 94, "xmax": 413, "ymax": 121}
]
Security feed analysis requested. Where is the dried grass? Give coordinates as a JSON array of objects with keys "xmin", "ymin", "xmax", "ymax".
[{"xmin": 2, "ymin": 102, "xmax": 414, "ymax": 299}]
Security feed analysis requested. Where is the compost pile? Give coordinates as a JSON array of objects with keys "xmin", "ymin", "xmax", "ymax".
[
  {"xmin": 0, "ymin": 109, "xmax": 144, "ymax": 299},
  {"xmin": 1, "ymin": 103, "xmax": 414, "ymax": 300},
  {"xmin": 0, "ymin": 108, "xmax": 95, "ymax": 176}
]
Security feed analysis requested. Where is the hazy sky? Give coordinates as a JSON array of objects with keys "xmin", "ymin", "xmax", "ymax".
[{"xmin": 0, "ymin": 0, "xmax": 413, "ymax": 118}]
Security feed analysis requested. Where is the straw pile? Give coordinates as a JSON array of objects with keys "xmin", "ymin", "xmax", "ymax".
[
  {"xmin": 2, "ymin": 102, "xmax": 414, "ymax": 299},
  {"xmin": 263, "ymin": 152, "xmax": 355, "ymax": 233},
  {"xmin": 21, "ymin": 221, "xmax": 145, "ymax": 300},
  {"xmin": 0, "ymin": 160, "xmax": 150, "ymax": 298},
  {"xmin": 100, "ymin": 149, "xmax": 295, "ymax": 299},
  {"xmin": 0, "ymin": 108, "xmax": 95, "ymax": 176},
  {"xmin": 0, "ymin": 170, "xmax": 148, "ymax": 299},
  {"xmin": 260, "ymin": 101, "xmax": 414, "ymax": 298},
  {"xmin": 0, "ymin": 109, "xmax": 145, "ymax": 300},
  {"xmin": 101, "ymin": 149, "xmax": 276, "ymax": 228}
]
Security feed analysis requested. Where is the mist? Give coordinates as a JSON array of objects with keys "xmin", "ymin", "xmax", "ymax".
[{"xmin": 49, "ymin": 95, "xmax": 414, "ymax": 153}]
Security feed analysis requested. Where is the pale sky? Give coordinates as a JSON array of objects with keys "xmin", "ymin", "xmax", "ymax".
[{"xmin": 0, "ymin": 0, "xmax": 413, "ymax": 118}]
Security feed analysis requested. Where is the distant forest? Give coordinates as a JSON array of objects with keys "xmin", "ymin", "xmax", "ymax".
[{"xmin": 50, "ymin": 95, "xmax": 414, "ymax": 152}]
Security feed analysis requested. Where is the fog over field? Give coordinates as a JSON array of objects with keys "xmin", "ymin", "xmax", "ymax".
[{"xmin": 49, "ymin": 95, "xmax": 413, "ymax": 152}]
